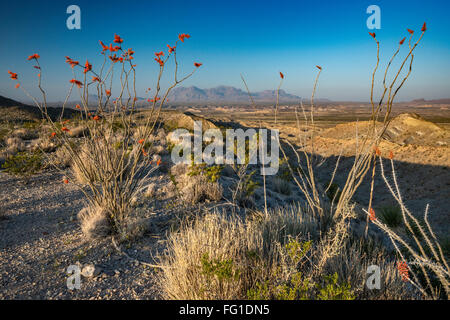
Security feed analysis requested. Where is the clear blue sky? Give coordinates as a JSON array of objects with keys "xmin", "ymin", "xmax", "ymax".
[{"xmin": 1, "ymin": 0, "xmax": 449, "ymax": 102}]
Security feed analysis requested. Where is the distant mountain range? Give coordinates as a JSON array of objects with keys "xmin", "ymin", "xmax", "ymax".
[{"xmin": 167, "ymin": 86, "xmax": 306, "ymax": 102}]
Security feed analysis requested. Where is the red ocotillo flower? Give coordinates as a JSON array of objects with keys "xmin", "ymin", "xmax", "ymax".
[
  {"xmin": 15, "ymin": 83, "xmax": 20, "ymax": 89},
  {"xmin": 155, "ymin": 51, "xmax": 164, "ymax": 57},
  {"xmin": 142, "ymin": 149, "xmax": 148, "ymax": 157},
  {"xmin": 399, "ymin": 37, "xmax": 406, "ymax": 45},
  {"xmin": 369, "ymin": 208, "xmax": 376, "ymax": 222},
  {"xmin": 407, "ymin": 28, "xmax": 414, "ymax": 34},
  {"xmin": 93, "ymin": 115, "xmax": 100, "ymax": 121},
  {"xmin": 99, "ymin": 40, "xmax": 108, "ymax": 52},
  {"xmin": 27, "ymin": 53, "xmax": 40, "ymax": 60},
  {"xmin": 109, "ymin": 54, "xmax": 120, "ymax": 63},
  {"xmin": 194, "ymin": 62, "xmax": 202, "ymax": 68},
  {"xmin": 316, "ymin": 65, "xmax": 322, "ymax": 70},
  {"xmin": 69, "ymin": 79, "xmax": 83, "ymax": 88},
  {"xmin": 154, "ymin": 57, "xmax": 164, "ymax": 66},
  {"xmin": 178, "ymin": 33, "xmax": 190, "ymax": 42},
  {"xmin": 138, "ymin": 139, "xmax": 145, "ymax": 144},
  {"xmin": 421, "ymin": 22, "xmax": 427, "ymax": 32},
  {"xmin": 373, "ymin": 145, "xmax": 381, "ymax": 156},
  {"xmin": 114, "ymin": 34, "xmax": 123, "ymax": 44},
  {"xmin": 105, "ymin": 89, "xmax": 111, "ymax": 96},
  {"xmin": 92, "ymin": 76, "xmax": 100, "ymax": 82},
  {"xmin": 389, "ymin": 150, "xmax": 394, "ymax": 160},
  {"xmin": 50, "ymin": 132, "xmax": 57, "ymax": 138},
  {"xmin": 279, "ymin": 72, "xmax": 284, "ymax": 79},
  {"xmin": 369, "ymin": 32, "xmax": 376, "ymax": 39},
  {"xmin": 84, "ymin": 60, "xmax": 92, "ymax": 74},
  {"xmin": 156, "ymin": 159, "xmax": 162, "ymax": 166},
  {"xmin": 61, "ymin": 127, "xmax": 70, "ymax": 132},
  {"xmin": 63, "ymin": 179, "xmax": 69, "ymax": 184},
  {"xmin": 75, "ymin": 104, "xmax": 81, "ymax": 109},
  {"xmin": 167, "ymin": 44, "xmax": 176, "ymax": 53},
  {"xmin": 65, "ymin": 56, "xmax": 79, "ymax": 68},
  {"xmin": 397, "ymin": 261, "xmax": 409, "ymax": 282},
  {"xmin": 8, "ymin": 71, "xmax": 18, "ymax": 80}
]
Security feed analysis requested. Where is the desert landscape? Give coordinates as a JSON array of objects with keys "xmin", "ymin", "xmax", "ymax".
[
  {"xmin": 0, "ymin": 1, "xmax": 449, "ymax": 306},
  {"xmin": 0, "ymin": 92, "xmax": 448, "ymax": 299}
]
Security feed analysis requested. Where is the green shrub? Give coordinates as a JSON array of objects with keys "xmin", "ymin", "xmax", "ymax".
[
  {"xmin": 2, "ymin": 151, "xmax": 43, "ymax": 176},
  {"xmin": 379, "ymin": 205, "xmax": 402, "ymax": 228},
  {"xmin": 326, "ymin": 182, "xmax": 341, "ymax": 202}
]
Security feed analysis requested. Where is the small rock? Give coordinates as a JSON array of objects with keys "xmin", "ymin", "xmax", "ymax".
[{"xmin": 82, "ymin": 264, "xmax": 102, "ymax": 278}]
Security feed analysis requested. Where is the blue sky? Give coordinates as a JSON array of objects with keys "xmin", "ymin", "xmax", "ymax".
[{"xmin": 1, "ymin": 0, "xmax": 449, "ymax": 102}]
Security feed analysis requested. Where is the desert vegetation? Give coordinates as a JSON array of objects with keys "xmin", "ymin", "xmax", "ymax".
[{"xmin": 0, "ymin": 23, "xmax": 448, "ymax": 300}]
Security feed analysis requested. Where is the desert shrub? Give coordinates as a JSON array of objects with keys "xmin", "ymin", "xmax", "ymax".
[
  {"xmin": 379, "ymin": 205, "xmax": 403, "ymax": 228},
  {"xmin": 272, "ymin": 177, "xmax": 291, "ymax": 195},
  {"xmin": 2, "ymin": 151, "xmax": 43, "ymax": 177},
  {"xmin": 12, "ymin": 127, "xmax": 38, "ymax": 140},
  {"xmin": 158, "ymin": 205, "xmax": 371, "ymax": 300},
  {"xmin": 231, "ymin": 169, "xmax": 259, "ymax": 207},
  {"xmin": 9, "ymin": 33, "xmax": 201, "ymax": 241},
  {"xmin": 325, "ymin": 182, "xmax": 341, "ymax": 202}
]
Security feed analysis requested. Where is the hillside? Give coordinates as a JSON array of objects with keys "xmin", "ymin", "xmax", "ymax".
[{"xmin": 0, "ymin": 95, "xmax": 77, "ymax": 122}]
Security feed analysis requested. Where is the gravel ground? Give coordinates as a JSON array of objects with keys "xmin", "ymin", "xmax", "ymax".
[{"xmin": 0, "ymin": 171, "xmax": 163, "ymax": 299}]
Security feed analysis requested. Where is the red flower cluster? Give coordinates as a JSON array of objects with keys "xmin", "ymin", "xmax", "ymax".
[
  {"xmin": 167, "ymin": 44, "xmax": 176, "ymax": 53},
  {"xmin": 369, "ymin": 32, "xmax": 376, "ymax": 39},
  {"xmin": 194, "ymin": 62, "xmax": 202, "ymax": 68},
  {"xmin": 7, "ymin": 70, "xmax": 18, "ymax": 80},
  {"xmin": 69, "ymin": 79, "xmax": 83, "ymax": 88},
  {"xmin": 84, "ymin": 60, "xmax": 92, "ymax": 74},
  {"xmin": 27, "ymin": 53, "xmax": 40, "ymax": 61},
  {"xmin": 399, "ymin": 37, "xmax": 406, "ymax": 45},
  {"xmin": 369, "ymin": 208, "xmax": 376, "ymax": 222},
  {"xmin": 421, "ymin": 22, "xmax": 427, "ymax": 32},
  {"xmin": 114, "ymin": 34, "xmax": 123, "ymax": 44},
  {"xmin": 178, "ymin": 33, "xmax": 190, "ymax": 42},
  {"xmin": 397, "ymin": 261, "xmax": 409, "ymax": 282},
  {"xmin": 279, "ymin": 72, "xmax": 284, "ymax": 79},
  {"xmin": 65, "ymin": 56, "xmax": 79, "ymax": 68}
]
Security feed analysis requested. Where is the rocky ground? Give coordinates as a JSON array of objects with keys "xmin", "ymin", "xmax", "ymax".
[
  {"xmin": 0, "ymin": 171, "xmax": 164, "ymax": 299},
  {"xmin": 0, "ymin": 111, "xmax": 448, "ymax": 299}
]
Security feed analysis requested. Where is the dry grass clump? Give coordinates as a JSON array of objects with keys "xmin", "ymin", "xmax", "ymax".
[
  {"xmin": 71, "ymin": 142, "xmax": 102, "ymax": 184},
  {"xmin": 169, "ymin": 163, "xmax": 223, "ymax": 204},
  {"xmin": 324, "ymin": 238, "xmax": 417, "ymax": 299},
  {"xmin": 5, "ymin": 137, "xmax": 25, "ymax": 155},
  {"xmin": 181, "ymin": 175, "xmax": 223, "ymax": 204},
  {"xmin": 49, "ymin": 145, "xmax": 72, "ymax": 168},
  {"xmin": 78, "ymin": 205, "xmax": 112, "ymax": 240},
  {"xmin": 158, "ymin": 205, "xmax": 373, "ymax": 300},
  {"xmin": 271, "ymin": 176, "xmax": 292, "ymax": 195}
]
